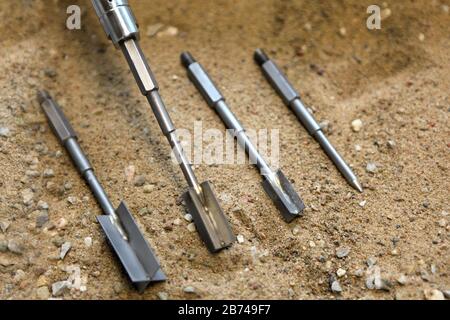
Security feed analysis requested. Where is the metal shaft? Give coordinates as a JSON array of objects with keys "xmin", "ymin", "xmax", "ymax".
[
  {"xmin": 38, "ymin": 91, "xmax": 127, "ymax": 238},
  {"xmin": 181, "ymin": 52, "xmax": 305, "ymax": 221},
  {"xmin": 91, "ymin": 0, "xmax": 203, "ymax": 197},
  {"xmin": 254, "ymin": 49, "xmax": 363, "ymax": 192}
]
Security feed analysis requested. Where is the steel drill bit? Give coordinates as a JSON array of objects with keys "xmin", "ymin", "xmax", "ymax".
[
  {"xmin": 181, "ymin": 52, "xmax": 305, "ymax": 223},
  {"xmin": 38, "ymin": 90, "xmax": 165, "ymax": 292},
  {"xmin": 91, "ymin": 0, "xmax": 235, "ymax": 252},
  {"xmin": 254, "ymin": 49, "xmax": 363, "ymax": 193}
]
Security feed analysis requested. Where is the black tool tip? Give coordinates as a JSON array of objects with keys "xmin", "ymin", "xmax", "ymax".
[
  {"xmin": 37, "ymin": 90, "xmax": 51, "ymax": 105},
  {"xmin": 254, "ymin": 48, "xmax": 269, "ymax": 66},
  {"xmin": 180, "ymin": 52, "xmax": 196, "ymax": 68}
]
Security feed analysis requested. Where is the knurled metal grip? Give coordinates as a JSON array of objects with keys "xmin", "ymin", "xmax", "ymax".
[
  {"xmin": 187, "ymin": 63, "xmax": 225, "ymax": 108},
  {"xmin": 261, "ymin": 60, "xmax": 299, "ymax": 105},
  {"xmin": 91, "ymin": 0, "xmax": 139, "ymax": 47}
]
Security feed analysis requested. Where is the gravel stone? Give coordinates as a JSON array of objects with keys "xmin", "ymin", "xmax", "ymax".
[
  {"xmin": 0, "ymin": 239, "xmax": 8, "ymax": 252},
  {"xmin": 366, "ymin": 162, "xmax": 378, "ymax": 173},
  {"xmin": 133, "ymin": 175, "xmax": 146, "ymax": 187},
  {"xmin": 351, "ymin": 119, "xmax": 363, "ymax": 132},
  {"xmin": 423, "ymin": 289, "xmax": 444, "ymax": 300},
  {"xmin": 43, "ymin": 169, "xmax": 55, "ymax": 178},
  {"xmin": 37, "ymin": 200, "xmax": 49, "ymax": 210},
  {"xmin": 22, "ymin": 188, "xmax": 34, "ymax": 206},
  {"xmin": 36, "ymin": 211, "xmax": 49, "ymax": 228},
  {"xmin": 336, "ymin": 247, "xmax": 350, "ymax": 258},
  {"xmin": 36, "ymin": 286, "xmax": 50, "ymax": 300},
  {"xmin": 60, "ymin": 242, "xmax": 72, "ymax": 260},
  {"xmin": 52, "ymin": 281, "xmax": 70, "ymax": 297},
  {"xmin": 187, "ymin": 223, "xmax": 196, "ymax": 232},
  {"xmin": 183, "ymin": 286, "xmax": 196, "ymax": 293},
  {"xmin": 0, "ymin": 127, "xmax": 11, "ymax": 137},
  {"xmin": 8, "ymin": 239, "xmax": 23, "ymax": 255},
  {"xmin": 157, "ymin": 291, "xmax": 169, "ymax": 300}
]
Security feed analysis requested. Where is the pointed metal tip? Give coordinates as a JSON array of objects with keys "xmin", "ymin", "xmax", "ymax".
[{"xmin": 351, "ymin": 179, "xmax": 363, "ymax": 193}]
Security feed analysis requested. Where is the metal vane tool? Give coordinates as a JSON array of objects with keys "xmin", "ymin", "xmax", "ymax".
[
  {"xmin": 254, "ymin": 49, "xmax": 363, "ymax": 193},
  {"xmin": 38, "ymin": 90, "xmax": 165, "ymax": 292},
  {"xmin": 91, "ymin": 0, "xmax": 235, "ymax": 252},
  {"xmin": 181, "ymin": 52, "xmax": 305, "ymax": 223}
]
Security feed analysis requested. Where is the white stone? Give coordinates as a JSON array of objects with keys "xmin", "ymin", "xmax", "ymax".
[
  {"xmin": 351, "ymin": 119, "xmax": 363, "ymax": 132},
  {"xmin": 336, "ymin": 268, "xmax": 346, "ymax": 277},
  {"xmin": 187, "ymin": 223, "xmax": 196, "ymax": 232},
  {"xmin": 84, "ymin": 237, "xmax": 92, "ymax": 248}
]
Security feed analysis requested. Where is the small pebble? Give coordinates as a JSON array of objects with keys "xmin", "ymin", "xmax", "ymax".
[
  {"xmin": 124, "ymin": 165, "xmax": 136, "ymax": 183},
  {"xmin": 367, "ymin": 257, "xmax": 377, "ymax": 267},
  {"xmin": 397, "ymin": 274, "xmax": 407, "ymax": 285},
  {"xmin": 339, "ymin": 27, "xmax": 347, "ymax": 36},
  {"xmin": 67, "ymin": 196, "xmax": 77, "ymax": 205},
  {"xmin": 355, "ymin": 144, "xmax": 362, "ymax": 152},
  {"xmin": 36, "ymin": 211, "xmax": 49, "ymax": 228},
  {"xmin": 55, "ymin": 218, "xmax": 68, "ymax": 230},
  {"xmin": 146, "ymin": 23, "xmax": 164, "ymax": 37},
  {"xmin": 14, "ymin": 269, "xmax": 26, "ymax": 282},
  {"xmin": 184, "ymin": 214, "xmax": 193, "ymax": 222},
  {"xmin": 133, "ymin": 175, "xmax": 146, "ymax": 187},
  {"xmin": 354, "ymin": 268, "xmax": 364, "ymax": 277},
  {"xmin": 423, "ymin": 289, "xmax": 444, "ymax": 300},
  {"xmin": 437, "ymin": 219, "xmax": 447, "ymax": 227},
  {"xmin": 237, "ymin": 234, "xmax": 245, "ymax": 244},
  {"xmin": 366, "ymin": 162, "xmax": 378, "ymax": 173},
  {"xmin": 157, "ymin": 26, "xmax": 178, "ymax": 37},
  {"xmin": 0, "ymin": 239, "xmax": 8, "ymax": 252},
  {"xmin": 336, "ymin": 247, "xmax": 350, "ymax": 258},
  {"xmin": 0, "ymin": 221, "xmax": 10, "ymax": 233},
  {"xmin": 26, "ymin": 170, "xmax": 40, "ymax": 178},
  {"xmin": 292, "ymin": 226, "xmax": 300, "ymax": 235},
  {"xmin": 143, "ymin": 184, "xmax": 155, "ymax": 193},
  {"xmin": 351, "ymin": 119, "xmax": 363, "ymax": 132},
  {"xmin": 52, "ymin": 281, "xmax": 70, "ymax": 297},
  {"xmin": 359, "ymin": 200, "xmax": 367, "ymax": 207},
  {"xmin": 387, "ymin": 140, "xmax": 396, "ymax": 149},
  {"xmin": 60, "ymin": 242, "xmax": 72, "ymax": 260},
  {"xmin": 44, "ymin": 68, "xmax": 57, "ymax": 78},
  {"xmin": 64, "ymin": 182, "xmax": 73, "ymax": 191},
  {"xmin": 336, "ymin": 268, "xmax": 346, "ymax": 277},
  {"xmin": 183, "ymin": 286, "xmax": 196, "ymax": 293},
  {"xmin": 329, "ymin": 275, "xmax": 342, "ymax": 293},
  {"xmin": 43, "ymin": 169, "xmax": 55, "ymax": 178},
  {"xmin": 84, "ymin": 237, "xmax": 92, "ymax": 248},
  {"xmin": 187, "ymin": 223, "xmax": 196, "ymax": 232},
  {"xmin": 37, "ymin": 200, "xmax": 49, "ymax": 210},
  {"xmin": 418, "ymin": 33, "xmax": 425, "ymax": 42},
  {"xmin": 173, "ymin": 218, "xmax": 182, "ymax": 226},
  {"xmin": 8, "ymin": 239, "xmax": 23, "ymax": 255},
  {"xmin": 157, "ymin": 291, "xmax": 169, "ymax": 300},
  {"xmin": 22, "ymin": 188, "xmax": 34, "ymax": 206},
  {"xmin": 0, "ymin": 127, "xmax": 10, "ymax": 137},
  {"xmin": 36, "ymin": 286, "xmax": 50, "ymax": 300}
]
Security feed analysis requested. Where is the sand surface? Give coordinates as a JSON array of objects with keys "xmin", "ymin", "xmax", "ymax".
[{"xmin": 0, "ymin": 0, "xmax": 448, "ymax": 299}]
